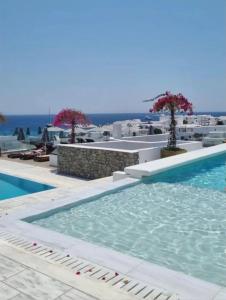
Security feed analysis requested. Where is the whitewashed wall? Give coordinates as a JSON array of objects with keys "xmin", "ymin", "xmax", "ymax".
[
  {"xmin": 179, "ymin": 141, "xmax": 203, "ymax": 152},
  {"xmin": 138, "ymin": 141, "xmax": 202, "ymax": 163},
  {"xmin": 49, "ymin": 154, "xmax": 58, "ymax": 167}
]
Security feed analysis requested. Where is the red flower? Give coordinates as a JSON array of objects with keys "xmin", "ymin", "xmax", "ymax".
[
  {"xmin": 148, "ymin": 91, "xmax": 193, "ymax": 149},
  {"xmin": 150, "ymin": 92, "xmax": 193, "ymax": 114},
  {"xmin": 53, "ymin": 108, "xmax": 89, "ymax": 143},
  {"xmin": 53, "ymin": 109, "xmax": 89, "ymax": 128}
]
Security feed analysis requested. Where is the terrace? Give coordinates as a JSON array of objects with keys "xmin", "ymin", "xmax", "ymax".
[{"xmin": 0, "ymin": 144, "xmax": 225, "ymax": 300}]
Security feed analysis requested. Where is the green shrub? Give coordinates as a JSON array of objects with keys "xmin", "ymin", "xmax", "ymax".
[{"xmin": 153, "ymin": 128, "xmax": 162, "ymax": 134}]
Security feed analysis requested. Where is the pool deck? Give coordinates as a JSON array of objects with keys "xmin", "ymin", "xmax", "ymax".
[
  {"xmin": 0, "ymin": 146, "xmax": 226, "ymax": 300},
  {"xmin": 0, "ymin": 158, "xmax": 112, "ymax": 215},
  {"xmin": 1, "ymin": 154, "xmax": 52, "ymax": 168},
  {"xmin": 0, "ymin": 238, "xmax": 136, "ymax": 300}
]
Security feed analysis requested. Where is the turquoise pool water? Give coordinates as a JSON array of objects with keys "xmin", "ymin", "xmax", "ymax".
[
  {"xmin": 31, "ymin": 153, "xmax": 226, "ymax": 286},
  {"xmin": 0, "ymin": 173, "xmax": 53, "ymax": 200}
]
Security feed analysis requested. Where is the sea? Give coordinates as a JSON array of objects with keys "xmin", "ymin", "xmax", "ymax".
[{"xmin": 0, "ymin": 112, "xmax": 225, "ymax": 136}]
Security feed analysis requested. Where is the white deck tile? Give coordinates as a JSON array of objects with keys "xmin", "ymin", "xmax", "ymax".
[
  {"xmin": 10, "ymin": 293, "xmax": 36, "ymax": 300},
  {"xmin": 5, "ymin": 269, "xmax": 71, "ymax": 300},
  {"xmin": 57, "ymin": 288, "xmax": 97, "ymax": 300},
  {"xmin": 0, "ymin": 256, "xmax": 25, "ymax": 281},
  {"xmin": 0, "ymin": 282, "xmax": 20, "ymax": 299}
]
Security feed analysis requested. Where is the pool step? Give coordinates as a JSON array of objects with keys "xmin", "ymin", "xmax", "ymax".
[{"xmin": 0, "ymin": 230, "xmax": 180, "ymax": 300}]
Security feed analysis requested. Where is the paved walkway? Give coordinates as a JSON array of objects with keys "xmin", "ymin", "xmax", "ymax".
[
  {"xmin": 0, "ymin": 240, "xmax": 135, "ymax": 300},
  {"xmin": 1, "ymin": 155, "xmax": 53, "ymax": 169},
  {"xmin": 0, "ymin": 158, "xmax": 112, "ymax": 188},
  {"xmin": 0, "ymin": 254, "xmax": 95, "ymax": 300}
]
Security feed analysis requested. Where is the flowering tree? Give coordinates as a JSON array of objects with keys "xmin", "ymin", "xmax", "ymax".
[
  {"xmin": 53, "ymin": 109, "xmax": 89, "ymax": 143},
  {"xmin": 149, "ymin": 91, "xmax": 193, "ymax": 149}
]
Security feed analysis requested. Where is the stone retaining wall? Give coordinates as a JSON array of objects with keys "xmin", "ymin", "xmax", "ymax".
[{"xmin": 58, "ymin": 146, "xmax": 139, "ymax": 179}]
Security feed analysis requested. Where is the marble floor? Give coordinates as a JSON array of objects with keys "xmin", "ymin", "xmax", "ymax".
[
  {"xmin": 0, "ymin": 240, "xmax": 136, "ymax": 300},
  {"xmin": 0, "ymin": 254, "xmax": 96, "ymax": 300}
]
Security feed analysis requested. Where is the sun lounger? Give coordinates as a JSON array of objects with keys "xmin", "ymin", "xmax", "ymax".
[
  {"xmin": 7, "ymin": 152, "xmax": 22, "ymax": 159},
  {"xmin": 19, "ymin": 147, "xmax": 47, "ymax": 160},
  {"xmin": 34, "ymin": 155, "xmax": 49, "ymax": 162},
  {"xmin": 20, "ymin": 152, "xmax": 36, "ymax": 160}
]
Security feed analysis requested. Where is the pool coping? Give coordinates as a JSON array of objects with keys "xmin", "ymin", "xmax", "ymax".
[
  {"xmin": 0, "ymin": 166, "xmax": 61, "ymax": 210},
  {"xmin": 0, "ymin": 145, "xmax": 226, "ymax": 300},
  {"xmin": 0, "ymin": 158, "xmax": 113, "ymax": 213},
  {"xmin": 125, "ymin": 143, "xmax": 226, "ymax": 178},
  {"xmin": 0, "ymin": 171, "xmax": 55, "ymax": 202}
]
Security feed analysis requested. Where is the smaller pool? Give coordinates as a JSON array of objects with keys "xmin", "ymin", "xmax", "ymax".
[{"xmin": 0, "ymin": 173, "xmax": 54, "ymax": 201}]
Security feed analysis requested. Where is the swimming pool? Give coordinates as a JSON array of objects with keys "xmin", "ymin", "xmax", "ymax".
[
  {"xmin": 30, "ymin": 153, "xmax": 226, "ymax": 286},
  {"xmin": 0, "ymin": 173, "xmax": 53, "ymax": 200}
]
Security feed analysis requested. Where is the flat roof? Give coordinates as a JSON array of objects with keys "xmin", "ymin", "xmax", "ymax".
[
  {"xmin": 58, "ymin": 140, "xmax": 171, "ymax": 152},
  {"xmin": 81, "ymin": 141, "xmax": 160, "ymax": 150}
]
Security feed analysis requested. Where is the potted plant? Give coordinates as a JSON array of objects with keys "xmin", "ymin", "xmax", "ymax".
[{"xmin": 148, "ymin": 91, "xmax": 193, "ymax": 158}]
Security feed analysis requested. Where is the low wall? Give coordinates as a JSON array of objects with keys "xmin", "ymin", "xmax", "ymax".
[
  {"xmin": 180, "ymin": 141, "xmax": 203, "ymax": 152},
  {"xmin": 138, "ymin": 141, "xmax": 202, "ymax": 163},
  {"xmin": 139, "ymin": 147, "xmax": 161, "ymax": 163},
  {"xmin": 58, "ymin": 145, "xmax": 139, "ymax": 179}
]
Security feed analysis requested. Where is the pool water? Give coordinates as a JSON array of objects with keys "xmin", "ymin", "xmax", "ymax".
[
  {"xmin": 145, "ymin": 153, "xmax": 226, "ymax": 191},
  {"xmin": 31, "ymin": 153, "xmax": 226, "ymax": 286},
  {"xmin": 0, "ymin": 173, "xmax": 53, "ymax": 200}
]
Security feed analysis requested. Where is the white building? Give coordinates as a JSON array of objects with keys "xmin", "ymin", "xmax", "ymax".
[
  {"xmin": 219, "ymin": 116, "xmax": 226, "ymax": 125},
  {"xmin": 184, "ymin": 115, "xmax": 217, "ymax": 126},
  {"xmin": 159, "ymin": 114, "xmax": 218, "ymax": 127},
  {"xmin": 203, "ymin": 131, "xmax": 226, "ymax": 146},
  {"xmin": 176, "ymin": 124, "xmax": 226, "ymax": 140}
]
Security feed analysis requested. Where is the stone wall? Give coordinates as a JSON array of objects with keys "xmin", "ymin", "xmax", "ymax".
[{"xmin": 58, "ymin": 146, "xmax": 139, "ymax": 179}]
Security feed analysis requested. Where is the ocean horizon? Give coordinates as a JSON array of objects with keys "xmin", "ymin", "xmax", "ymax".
[{"xmin": 0, "ymin": 112, "xmax": 226, "ymax": 136}]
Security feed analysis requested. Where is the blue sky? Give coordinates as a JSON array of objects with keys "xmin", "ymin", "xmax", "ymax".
[{"xmin": 0, "ymin": 0, "xmax": 225, "ymax": 114}]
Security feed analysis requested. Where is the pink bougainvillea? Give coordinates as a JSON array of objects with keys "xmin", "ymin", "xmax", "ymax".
[
  {"xmin": 53, "ymin": 109, "xmax": 89, "ymax": 143},
  {"xmin": 150, "ymin": 91, "xmax": 193, "ymax": 114},
  {"xmin": 149, "ymin": 91, "xmax": 193, "ymax": 149}
]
